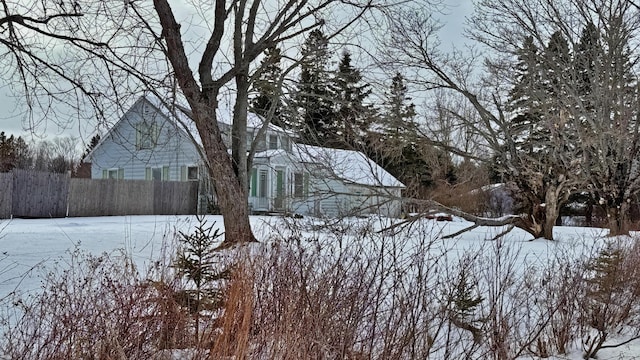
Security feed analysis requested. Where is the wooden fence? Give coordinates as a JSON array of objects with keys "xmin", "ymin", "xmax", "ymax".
[
  {"xmin": 0, "ymin": 170, "xmax": 199, "ymax": 219},
  {"xmin": 0, "ymin": 173, "xmax": 11, "ymax": 219}
]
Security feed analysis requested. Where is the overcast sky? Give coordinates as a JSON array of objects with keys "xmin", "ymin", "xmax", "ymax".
[{"xmin": 0, "ymin": 0, "xmax": 474, "ymax": 143}]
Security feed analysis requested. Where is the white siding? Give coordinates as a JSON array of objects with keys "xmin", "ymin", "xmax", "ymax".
[{"xmin": 90, "ymin": 98, "xmax": 202, "ymax": 181}]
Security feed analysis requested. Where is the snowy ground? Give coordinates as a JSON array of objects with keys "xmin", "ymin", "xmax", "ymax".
[{"xmin": 0, "ymin": 215, "xmax": 639, "ymax": 359}]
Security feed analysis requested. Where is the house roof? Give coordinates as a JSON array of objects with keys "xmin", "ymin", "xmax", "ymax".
[
  {"xmin": 145, "ymin": 95, "xmax": 293, "ymax": 138},
  {"xmin": 290, "ymin": 144, "xmax": 405, "ymax": 188}
]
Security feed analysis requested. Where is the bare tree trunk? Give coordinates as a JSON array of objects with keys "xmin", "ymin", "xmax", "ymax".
[
  {"xmin": 542, "ymin": 188, "xmax": 560, "ymax": 241},
  {"xmin": 233, "ymin": 73, "xmax": 250, "ymax": 191},
  {"xmin": 606, "ymin": 202, "xmax": 631, "ymax": 237},
  {"xmin": 195, "ymin": 104, "xmax": 256, "ymax": 245}
]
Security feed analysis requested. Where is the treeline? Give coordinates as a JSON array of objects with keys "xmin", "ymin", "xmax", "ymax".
[{"xmin": 0, "ymin": 132, "xmax": 99, "ymax": 174}]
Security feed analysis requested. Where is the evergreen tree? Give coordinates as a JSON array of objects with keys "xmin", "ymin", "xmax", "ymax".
[
  {"xmin": 295, "ymin": 29, "xmax": 335, "ymax": 144},
  {"xmin": 366, "ymin": 73, "xmax": 451, "ymax": 194},
  {"xmin": 381, "ymin": 72, "xmax": 417, "ymax": 139},
  {"xmin": 543, "ymin": 31, "xmax": 572, "ymax": 95},
  {"xmin": 575, "ymin": 19, "xmax": 639, "ymax": 235},
  {"xmin": 251, "ymin": 46, "xmax": 286, "ymax": 128},
  {"xmin": 174, "ymin": 217, "xmax": 228, "ymax": 343},
  {"xmin": 0, "ymin": 132, "xmax": 32, "ymax": 172},
  {"xmin": 81, "ymin": 134, "xmax": 101, "ymax": 161},
  {"xmin": 508, "ymin": 36, "xmax": 545, "ymax": 154},
  {"xmin": 499, "ymin": 33, "xmax": 578, "ymax": 237},
  {"xmin": 330, "ymin": 50, "xmax": 373, "ymax": 147},
  {"xmin": 575, "ymin": 22, "xmax": 603, "ymax": 98},
  {"xmin": 0, "ymin": 132, "xmax": 14, "ymax": 172},
  {"xmin": 12, "ymin": 136, "xmax": 32, "ymax": 169}
]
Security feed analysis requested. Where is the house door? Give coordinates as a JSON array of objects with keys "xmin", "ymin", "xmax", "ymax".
[
  {"xmin": 274, "ymin": 169, "xmax": 285, "ymax": 210},
  {"xmin": 258, "ymin": 169, "xmax": 268, "ymax": 210}
]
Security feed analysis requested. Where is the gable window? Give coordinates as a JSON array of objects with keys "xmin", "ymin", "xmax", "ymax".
[
  {"xmin": 268, "ymin": 135, "xmax": 278, "ymax": 150},
  {"xmin": 136, "ymin": 122, "xmax": 159, "ymax": 150},
  {"xmin": 281, "ymin": 136, "xmax": 290, "ymax": 151},
  {"xmin": 294, "ymin": 172, "xmax": 308, "ymax": 198}
]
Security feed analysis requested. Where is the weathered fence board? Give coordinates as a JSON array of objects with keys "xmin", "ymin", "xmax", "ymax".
[
  {"xmin": 11, "ymin": 170, "xmax": 69, "ymax": 218},
  {"xmin": 153, "ymin": 181, "xmax": 198, "ymax": 215},
  {"xmin": 0, "ymin": 171, "xmax": 199, "ymax": 219},
  {"xmin": 0, "ymin": 173, "xmax": 11, "ymax": 219}
]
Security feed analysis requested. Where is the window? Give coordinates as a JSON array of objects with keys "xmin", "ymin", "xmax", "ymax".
[
  {"xmin": 146, "ymin": 166, "xmax": 169, "ymax": 181},
  {"xmin": 294, "ymin": 172, "xmax": 308, "ymax": 198},
  {"xmin": 268, "ymin": 135, "xmax": 278, "ymax": 150},
  {"xmin": 281, "ymin": 136, "xmax": 290, "ymax": 151},
  {"xmin": 103, "ymin": 168, "xmax": 124, "ymax": 180},
  {"xmin": 136, "ymin": 122, "xmax": 159, "ymax": 150},
  {"xmin": 187, "ymin": 166, "xmax": 198, "ymax": 181},
  {"xmin": 250, "ymin": 168, "xmax": 257, "ymax": 196},
  {"xmin": 152, "ymin": 167, "xmax": 161, "ymax": 181}
]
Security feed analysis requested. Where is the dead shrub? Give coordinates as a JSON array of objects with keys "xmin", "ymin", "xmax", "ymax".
[
  {"xmin": 5, "ymin": 217, "xmax": 640, "ymax": 360},
  {"xmin": 0, "ymin": 247, "xmax": 196, "ymax": 359}
]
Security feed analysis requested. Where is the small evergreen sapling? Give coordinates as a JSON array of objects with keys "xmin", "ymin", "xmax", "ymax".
[
  {"xmin": 446, "ymin": 267, "xmax": 484, "ymax": 344},
  {"xmin": 581, "ymin": 242, "xmax": 638, "ymax": 359},
  {"xmin": 173, "ymin": 216, "xmax": 229, "ymax": 343}
]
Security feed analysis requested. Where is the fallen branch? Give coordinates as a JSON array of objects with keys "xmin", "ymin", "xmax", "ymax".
[
  {"xmin": 380, "ymin": 198, "xmax": 523, "ymax": 238},
  {"xmin": 442, "ymin": 224, "xmax": 479, "ymax": 239}
]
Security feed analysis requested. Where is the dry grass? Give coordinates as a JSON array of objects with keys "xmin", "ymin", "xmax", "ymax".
[{"xmin": 2, "ymin": 218, "xmax": 640, "ymax": 359}]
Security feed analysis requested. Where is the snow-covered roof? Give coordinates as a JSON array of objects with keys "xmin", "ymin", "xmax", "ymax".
[
  {"xmin": 253, "ymin": 149, "xmax": 288, "ymax": 158},
  {"xmin": 292, "ymin": 144, "xmax": 405, "ymax": 188},
  {"xmin": 146, "ymin": 95, "xmax": 292, "ymax": 137}
]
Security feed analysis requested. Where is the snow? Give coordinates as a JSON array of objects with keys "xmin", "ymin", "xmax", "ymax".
[
  {"xmin": 0, "ymin": 215, "xmax": 638, "ymax": 359},
  {"xmin": 292, "ymin": 144, "xmax": 406, "ymax": 188}
]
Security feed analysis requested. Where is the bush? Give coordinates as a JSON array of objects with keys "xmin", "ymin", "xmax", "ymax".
[{"xmin": 3, "ymin": 217, "xmax": 640, "ymax": 359}]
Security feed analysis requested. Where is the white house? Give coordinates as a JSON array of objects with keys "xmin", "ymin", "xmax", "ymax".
[
  {"xmin": 249, "ymin": 145, "xmax": 404, "ymax": 217},
  {"xmin": 87, "ymin": 96, "xmax": 207, "ymax": 182},
  {"xmin": 87, "ymin": 96, "xmax": 405, "ymax": 218}
]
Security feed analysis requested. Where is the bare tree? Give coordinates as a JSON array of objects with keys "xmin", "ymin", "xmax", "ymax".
[
  {"xmin": 471, "ymin": 0, "xmax": 640, "ymax": 236},
  {"xmin": 380, "ymin": 6, "xmax": 572, "ymax": 239},
  {"xmin": 570, "ymin": 1, "xmax": 640, "ymax": 235},
  {"xmin": 2, "ymin": 0, "xmax": 383, "ymax": 245},
  {"xmin": 383, "ymin": 0, "xmax": 640, "ymax": 239}
]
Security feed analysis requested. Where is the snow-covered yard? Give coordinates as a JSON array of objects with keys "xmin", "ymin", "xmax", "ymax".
[{"xmin": 0, "ymin": 215, "xmax": 639, "ymax": 359}]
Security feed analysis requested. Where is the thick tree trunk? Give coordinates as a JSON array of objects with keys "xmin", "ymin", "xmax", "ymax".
[
  {"xmin": 196, "ymin": 105, "xmax": 257, "ymax": 246},
  {"xmin": 232, "ymin": 73, "xmax": 250, "ymax": 191},
  {"xmin": 542, "ymin": 195, "xmax": 560, "ymax": 241},
  {"xmin": 519, "ymin": 186, "xmax": 560, "ymax": 240},
  {"xmin": 606, "ymin": 202, "xmax": 631, "ymax": 236}
]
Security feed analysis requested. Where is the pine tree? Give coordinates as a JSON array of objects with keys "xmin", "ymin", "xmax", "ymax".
[
  {"xmin": 12, "ymin": 136, "xmax": 32, "ymax": 170},
  {"xmin": 0, "ymin": 132, "xmax": 32, "ymax": 172},
  {"xmin": 508, "ymin": 36, "xmax": 544, "ymax": 154},
  {"xmin": 295, "ymin": 29, "xmax": 335, "ymax": 144},
  {"xmin": 582, "ymin": 242, "xmax": 630, "ymax": 359},
  {"xmin": 81, "ymin": 134, "xmax": 101, "ymax": 161},
  {"xmin": 576, "ymin": 18, "xmax": 638, "ymax": 235},
  {"xmin": 500, "ymin": 33, "xmax": 578, "ymax": 238},
  {"xmin": 366, "ymin": 73, "xmax": 449, "ymax": 193},
  {"xmin": 174, "ymin": 217, "xmax": 228, "ymax": 343},
  {"xmin": 575, "ymin": 22, "xmax": 603, "ymax": 98},
  {"xmin": 330, "ymin": 50, "xmax": 373, "ymax": 147},
  {"xmin": 0, "ymin": 132, "xmax": 13, "ymax": 172},
  {"xmin": 251, "ymin": 46, "xmax": 286, "ymax": 128},
  {"xmin": 381, "ymin": 72, "xmax": 416, "ymax": 139}
]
